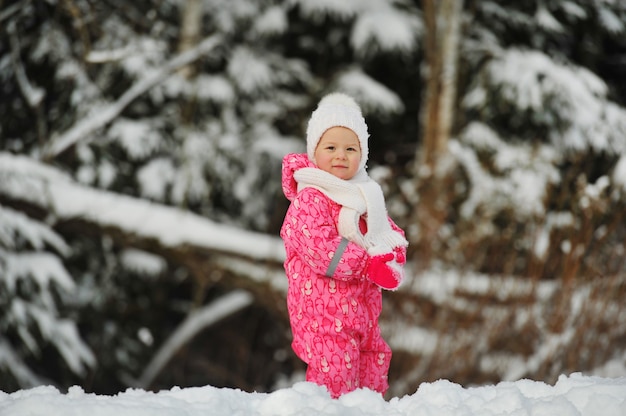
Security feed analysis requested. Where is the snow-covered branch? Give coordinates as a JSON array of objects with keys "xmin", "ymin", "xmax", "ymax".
[
  {"xmin": 8, "ymin": 21, "xmax": 45, "ymax": 109},
  {"xmin": 42, "ymin": 34, "xmax": 224, "ymax": 159},
  {"xmin": 132, "ymin": 290, "xmax": 254, "ymax": 389},
  {"xmin": 0, "ymin": 152, "xmax": 285, "ymax": 265},
  {"xmin": 0, "ymin": 339, "xmax": 48, "ymax": 388}
]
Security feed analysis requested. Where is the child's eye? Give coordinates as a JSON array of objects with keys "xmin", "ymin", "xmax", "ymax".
[{"xmin": 326, "ymin": 146, "xmax": 335, "ymax": 151}]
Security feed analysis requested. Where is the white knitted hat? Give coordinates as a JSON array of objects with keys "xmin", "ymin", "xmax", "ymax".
[{"xmin": 306, "ymin": 92, "xmax": 369, "ymax": 172}]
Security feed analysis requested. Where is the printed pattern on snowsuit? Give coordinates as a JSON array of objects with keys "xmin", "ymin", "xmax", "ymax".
[{"xmin": 280, "ymin": 153, "xmax": 405, "ymax": 398}]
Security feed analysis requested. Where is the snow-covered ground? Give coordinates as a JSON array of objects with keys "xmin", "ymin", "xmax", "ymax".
[{"xmin": 1, "ymin": 373, "xmax": 625, "ymax": 416}]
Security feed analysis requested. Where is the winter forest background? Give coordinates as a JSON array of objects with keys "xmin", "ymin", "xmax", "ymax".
[{"xmin": 1, "ymin": 0, "xmax": 625, "ymax": 398}]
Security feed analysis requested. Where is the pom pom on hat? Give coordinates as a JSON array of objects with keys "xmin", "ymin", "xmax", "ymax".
[{"xmin": 306, "ymin": 92, "xmax": 369, "ymax": 172}]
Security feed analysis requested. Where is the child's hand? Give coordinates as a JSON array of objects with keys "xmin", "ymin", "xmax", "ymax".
[{"xmin": 366, "ymin": 253, "xmax": 400, "ymax": 290}]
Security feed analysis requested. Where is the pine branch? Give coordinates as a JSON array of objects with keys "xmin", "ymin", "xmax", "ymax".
[{"xmin": 42, "ymin": 34, "xmax": 224, "ymax": 160}]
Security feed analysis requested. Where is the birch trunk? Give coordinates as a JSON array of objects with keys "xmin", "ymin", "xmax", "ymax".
[{"xmin": 414, "ymin": 0, "xmax": 463, "ymax": 263}]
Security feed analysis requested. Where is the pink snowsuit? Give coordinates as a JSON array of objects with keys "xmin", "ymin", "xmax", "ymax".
[{"xmin": 280, "ymin": 153, "xmax": 406, "ymax": 398}]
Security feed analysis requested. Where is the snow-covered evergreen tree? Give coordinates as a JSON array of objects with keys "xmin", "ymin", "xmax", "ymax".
[
  {"xmin": 0, "ymin": 159, "xmax": 95, "ymax": 390},
  {"xmin": 409, "ymin": 0, "xmax": 626, "ymax": 277}
]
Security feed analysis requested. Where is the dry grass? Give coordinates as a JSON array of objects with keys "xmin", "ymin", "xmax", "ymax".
[{"xmin": 383, "ymin": 265, "xmax": 626, "ymax": 396}]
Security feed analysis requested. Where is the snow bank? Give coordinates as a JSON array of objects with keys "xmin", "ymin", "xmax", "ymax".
[{"xmin": 1, "ymin": 374, "xmax": 624, "ymax": 416}]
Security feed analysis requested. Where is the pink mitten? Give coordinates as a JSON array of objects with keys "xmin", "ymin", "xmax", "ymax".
[
  {"xmin": 394, "ymin": 246, "xmax": 406, "ymax": 265},
  {"xmin": 366, "ymin": 253, "xmax": 400, "ymax": 290}
]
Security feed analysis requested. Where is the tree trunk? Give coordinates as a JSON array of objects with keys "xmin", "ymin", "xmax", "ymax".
[
  {"xmin": 413, "ymin": 0, "xmax": 463, "ymax": 263},
  {"xmin": 178, "ymin": 0, "xmax": 203, "ymax": 79},
  {"xmin": 177, "ymin": 0, "xmax": 205, "ymax": 211}
]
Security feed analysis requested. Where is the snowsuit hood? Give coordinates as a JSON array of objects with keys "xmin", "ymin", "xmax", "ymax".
[{"xmin": 282, "ymin": 153, "xmax": 315, "ymax": 202}]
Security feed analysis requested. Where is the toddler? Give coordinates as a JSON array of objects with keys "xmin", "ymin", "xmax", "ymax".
[{"xmin": 280, "ymin": 92, "xmax": 408, "ymax": 398}]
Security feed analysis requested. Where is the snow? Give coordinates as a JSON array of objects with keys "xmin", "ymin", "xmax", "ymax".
[
  {"xmin": 535, "ymin": 5, "xmax": 564, "ymax": 33},
  {"xmin": 120, "ymin": 248, "xmax": 167, "ymax": 276},
  {"xmin": 1, "ymin": 373, "xmax": 624, "ymax": 416},
  {"xmin": 4, "ymin": 251, "xmax": 75, "ymax": 293},
  {"xmin": 454, "ymin": 123, "xmax": 561, "ymax": 219},
  {"xmin": 352, "ymin": 7, "xmax": 420, "ymax": 53},
  {"xmin": 533, "ymin": 211, "xmax": 575, "ymax": 259},
  {"xmin": 194, "ymin": 74, "xmax": 235, "ymax": 103},
  {"xmin": 253, "ymin": 6, "xmax": 288, "ymax": 36},
  {"xmin": 598, "ymin": 7, "xmax": 624, "ymax": 34},
  {"xmin": 228, "ymin": 47, "xmax": 275, "ymax": 94},
  {"xmin": 53, "ymin": 181, "xmax": 282, "ymax": 260},
  {"xmin": 109, "ymin": 118, "xmax": 162, "ymax": 161},
  {"xmin": 465, "ymin": 47, "xmax": 626, "ymax": 155},
  {"xmin": 335, "ymin": 69, "xmax": 404, "ymax": 116},
  {"xmin": 614, "ymin": 155, "xmax": 626, "ymax": 192},
  {"xmin": 0, "ymin": 206, "xmax": 69, "ymax": 253},
  {"xmin": 137, "ymin": 158, "xmax": 176, "ymax": 200},
  {"xmin": 292, "ymin": 0, "xmax": 362, "ymax": 20}
]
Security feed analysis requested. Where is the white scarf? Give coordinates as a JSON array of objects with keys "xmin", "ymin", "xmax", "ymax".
[{"xmin": 293, "ymin": 167, "xmax": 408, "ymax": 255}]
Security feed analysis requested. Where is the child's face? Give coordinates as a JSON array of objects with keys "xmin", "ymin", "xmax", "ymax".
[{"xmin": 314, "ymin": 127, "xmax": 361, "ymax": 180}]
